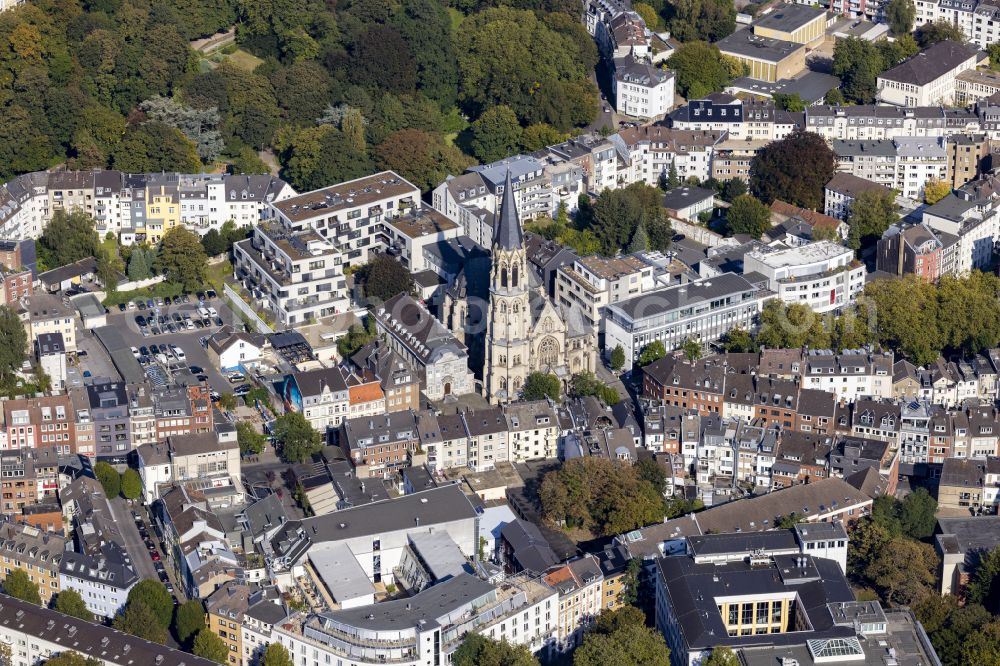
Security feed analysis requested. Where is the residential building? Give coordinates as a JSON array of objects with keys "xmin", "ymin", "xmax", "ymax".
[
  {"xmin": 946, "ymin": 133, "xmax": 989, "ymax": 188},
  {"xmin": 662, "ymin": 186, "xmax": 715, "ymax": 221},
  {"xmin": 743, "ymin": 241, "xmax": 865, "ymax": 313},
  {"xmin": 543, "ymin": 556, "xmax": 604, "ymax": 651},
  {"xmin": 0, "ymin": 592, "xmax": 218, "ymax": 666},
  {"xmin": 805, "ymin": 104, "xmax": 980, "ymax": 142},
  {"xmin": 956, "ymin": 69, "xmax": 1000, "ymax": 104},
  {"xmin": 58, "ymin": 542, "xmax": 138, "ymax": 619},
  {"xmin": 349, "ymin": 341, "xmax": 421, "ymax": 413},
  {"xmin": 611, "ymin": 126, "xmax": 725, "ymax": 185},
  {"xmin": 25, "ymin": 292, "xmax": 76, "ymax": 353},
  {"xmin": 280, "ymin": 367, "xmax": 349, "ymax": 432},
  {"xmin": 205, "ymin": 582, "xmax": 253, "ymax": 665},
  {"xmin": 0, "ymin": 521, "xmax": 65, "ymax": 605},
  {"xmin": 877, "ymin": 40, "xmax": 979, "ymax": 106},
  {"xmin": 339, "ymin": 410, "xmax": 421, "ymax": 478},
  {"xmin": 613, "ymin": 57, "xmax": 675, "ymax": 119},
  {"xmin": 206, "ymin": 327, "xmax": 264, "ymax": 373},
  {"xmin": 554, "ymin": 254, "xmax": 648, "ymax": 332},
  {"xmin": 232, "ymin": 222, "xmax": 348, "ymax": 327},
  {"xmin": 800, "ymin": 350, "xmax": 893, "ymax": 400},
  {"xmin": 938, "ymin": 456, "xmax": 1000, "ymax": 511},
  {"xmin": 823, "ymin": 172, "xmax": 889, "ymax": 220},
  {"xmin": 505, "ymin": 400, "xmax": 559, "ymax": 461},
  {"xmin": 936, "ymin": 516, "xmax": 1000, "ymax": 595},
  {"xmin": 1, "ymin": 395, "xmax": 75, "ymax": 453},
  {"xmin": 876, "ymin": 223, "xmax": 945, "ymax": 280}
]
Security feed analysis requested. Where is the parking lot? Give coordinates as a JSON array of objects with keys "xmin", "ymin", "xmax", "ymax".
[{"xmin": 100, "ymin": 292, "xmax": 239, "ymax": 395}]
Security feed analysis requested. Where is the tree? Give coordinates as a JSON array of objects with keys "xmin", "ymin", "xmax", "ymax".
[
  {"xmin": 962, "ymin": 621, "xmax": 1000, "ymax": 666},
  {"xmin": 628, "ymin": 221, "xmax": 650, "ymax": 253},
  {"xmin": 885, "ymin": 0, "xmax": 916, "ymax": 34},
  {"xmin": 667, "ymin": 0, "xmax": 736, "ymax": 42},
  {"xmin": 574, "ymin": 606, "xmax": 670, "ymax": 666},
  {"xmin": 750, "ymin": 131, "xmax": 836, "ymax": 209},
  {"xmin": 773, "ymin": 92, "xmax": 806, "ymax": 112},
  {"xmin": 237, "ymin": 421, "xmax": 267, "ymax": 456},
  {"xmin": 726, "ymin": 194, "xmax": 771, "ymax": 238},
  {"xmin": 337, "ymin": 319, "xmax": 377, "ymax": 359},
  {"xmin": 3, "ymin": 569, "xmax": 41, "ymax": 604},
  {"xmin": 155, "ymin": 227, "xmax": 209, "ymax": 293},
  {"xmin": 638, "ymin": 340, "xmax": 667, "ymax": 367},
  {"xmin": 39, "ymin": 211, "xmax": 98, "ymax": 270},
  {"xmin": 520, "ymin": 124, "xmax": 565, "ymax": 152},
  {"xmin": 578, "ymin": 184, "xmax": 672, "ymax": 255},
  {"xmin": 825, "ymin": 88, "xmax": 846, "ymax": 105},
  {"xmin": 832, "ymin": 38, "xmax": 915, "ymax": 104},
  {"xmin": 452, "ymin": 634, "xmax": 539, "ymax": 666},
  {"xmin": 721, "ymin": 327, "xmax": 757, "ymax": 353},
  {"xmin": 358, "ymin": 255, "xmax": 414, "ymax": 303},
  {"xmin": 470, "ymin": 105, "xmax": 523, "ymax": 163},
  {"xmin": 228, "ymin": 147, "xmax": 271, "ymax": 176},
  {"xmin": 127, "ymin": 580, "xmax": 173, "ymax": 628},
  {"xmin": 916, "ymin": 20, "xmax": 966, "ymax": 47},
  {"xmin": 610, "ymin": 345, "xmax": 626, "ymax": 372},
  {"xmin": 113, "ymin": 602, "xmax": 168, "ymax": 644},
  {"xmin": 701, "ymin": 647, "xmax": 739, "ymax": 666},
  {"xmin": 127, "ymin": 248, "xmax": 154, "ymax": 282},
  {"xmin": 522, "ymin": 372, "xmax": 561, "ymax": 402},
  {"xmin": 668, "ymin": 42, "xmax": 743, "ymax": 99},
  {"xmin": 260, "ymin": 643, "xmax": 294, "ymax": 666},
  {"xmin": 201, "ymin": 229, "xmax": 227, "ymax": 257},
  {"xmin": 540, "ymin": 457, "xmax": 666, "ymax": 535},
  {"xmin": 682, "ymin": 338, "xmax": 702, "ymax": 361},
  {"xmin": 140, "ymin": 96, "xmax": 223, "ymax": 163},
  {"xmin": 924, "ymin": 178, "xmax": 951, "ymax": 204},
  {"xmin": 866, "ymin": 537, "xmax": 937, "ymax": 606},
  {"xmin": 112, "ymin": 122, "xmax": 201, "ymax": 173},
  {"xmin": 718, "ymin": 178, "xmax": 747, "ymax": 202},
  {"xmin": 120, "ymin": 468, "xmax": 142, "ymax": 501},
  {"xmin": 636, "ymin": 458, "xmax": 667, "ymax": 495},
  {"xmin": 756, "ymin": 300, "xmax": 831, "ymax": 350},
  {"xmin": 375, "ymin": 128, "xmax": 472, "ymax": 193},
  {"xmin": 94, "ymin": 462, "xmax": 121, "ymax": 498},
  {"xmin": 41, "ymin": 653, "xmax": 101, "ymax": 666},
  {"xmin": 456, "ymin": 8, "xmax": 597, "ymax": 129},
  {"xmin": 967, "ymin": 545, "xmax": 1000, "ymax": 612},
  {"xmin": 218, "ymin": 393, "xmax": 237, "ymax": 412},
  {"xmin": 54, "ymin": 589, "xmax": 92, "ymax": 621},
  {"xmin": 273, "ymin": 412, "xmax": 323, "ymax": 463},
  {"xmin": 193, "ymin": 628, "xmax": 228, "ymax": 663},
  {"xmin": 899, "ymin": 487, "xmax": 937, "ymax": 539},
  {"xmin": 96, "ymin": 246, "xmax": 124, "ymax": 292},
  {"xmin": 0, "ymin": 305, "xmax": 28, "ymax": 386},
  {"xmin": 847, "ymin": 188, "xmax": 898, "ymax": 251}
]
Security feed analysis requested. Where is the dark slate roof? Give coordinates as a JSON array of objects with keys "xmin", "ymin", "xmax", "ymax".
[
  {"xmin": 493, "ymin": 169, "xmax": 523, "ymax": 251},
  {"xmin": 501, "ymin": 519, "xmax": 560, "ymax": 573},
  {"xmin": 879, "ymin": 40, "xmax": 978, "ymax": 86}
]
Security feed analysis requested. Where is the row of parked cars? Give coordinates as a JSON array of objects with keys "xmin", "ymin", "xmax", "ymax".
[
  {"xmin": 132, "ymin": 510, "xmax": 174, "ymax": 594},
  {"xmin": 135, "ymin": 311, "xmax": 223, "ymax": 336},
  {"xmin": 116, "ymin": 290, "xmax": 218, "ymax": 313}
]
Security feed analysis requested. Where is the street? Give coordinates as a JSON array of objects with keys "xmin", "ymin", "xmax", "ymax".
[{"xmin": 108, "ymin": 497, "xmax": 158, "ymax": 582}]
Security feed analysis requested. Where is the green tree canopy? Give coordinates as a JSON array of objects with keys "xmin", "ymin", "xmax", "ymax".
[
  {"xmin": 577, "ymin": 183, "xmax": 673, "ymax": 255},
  {"xmin": 358, "ymin": 255, "xmax": 415, "ymax": 303},
  {"xmin": 540, "ymin": 457, "xmax": 666, "ymax": 535},
  {"xmin": 273, "ymin": 412, "xmax": 323, "ymax": 463},
  {"xmin": 3, "ymin": 568, "xmax": 41, "ymax": 604},
  {"xmin": 452, "ymin": 634, "xmax": 539, "ymax": 666},
  {"xmin": 237, "ymin": 421, "xmax": 267, "ymax": 456},
  {"xmin": 574, "ymin": 605, "xmax": 670, "ymax": 666},
  {"xmin": 668, "ymin": 42, "xmax": 744, "ymax": 99},
  {"xmin": 39, "ymin": 210, "xmax": 99, "ymax": 270},
  {"xmin": 470, "ymin": 105, "xmax": 522, "ymax": 163},
  {"xmin": 924, "ymin": 178, "xmax": 951, "ymax": 204},
  {"xmin": 968, "ymin": 545, "xmax": 1000, "ymax": 612},
  {"xmin": 127, "ymin": 580, "xmax": 173, "ymax": 628},
  {"xmin": 638, "ymin": 340, "xmax": 667, "ymax": 367},
  {"xmin": 173, "ymin": 600, "xmax": 206, "ymax": 645},
  {"xmin": 846, "ymin": 188, "xmax": 898, "ymax": 251},
  {"xmin": 885, "ymin": 0, "xmax": 916, "ymax": 33},
  {"xmin": 41, "ymin": 652, "xmax": 102, "ymax": 666},
  {"xmin": 260, "ymin": 643, "xmax": 294, "ymax": 666},
  {"xmin": 193, "ymin": 628, "xmax": 229, "ymax": 663},
  {"xmin": 916, "ymin": 20, "xmax": 966, "ymax": 46},
  {"xmin": 120, "ymin": 468, "xmax": 142, "ymax": 501},
  {"xmin": 522, "ymin": 372, "xmax": 561, "ymax": 402},
  {"xmin": 201, "ymin": 229, "xmax": 227, "ymax": 257},
  {"xmin": 374, "ymin": 128, "xmax": 473, "ymax": 193},
  {"xmin": 155, "ymin": 227, "xmax": 208, "ymax": 293},
  {"xmin": 113, "ymin": 602, "xmax": 168, "ymax": 644},
  {"xmin": 702, "ymin": 647, "xmax": 739, "ymax": 666},
  {"xmin": 750, "ymin": 131, "xmax": 836, "ymax": 209},
  {"xmin": 93, "ymin": 462, "xmax": 121, "ymax": 498},
  {"xmin": 54, "ymin": 589, "xmax": 92, "ymax": 621},
  {"xmin": 0, "ymin": 305, "xmax": 28, "ymax": 387},
  {"xmin": 610, "ymin": 345, "xmax": 626, "ymax": 372},
  {"xmin": 726, "ymin": 194, "xmax": 771, "ymax": 238},
  {"xmin": 667, "ymin": 0, "xmax": 736, "ymax": 41}
]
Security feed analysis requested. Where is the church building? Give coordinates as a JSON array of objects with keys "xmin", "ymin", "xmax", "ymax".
[{"xmin": 451, "ymin": 170, "xmax": 596, "ymax": 403}]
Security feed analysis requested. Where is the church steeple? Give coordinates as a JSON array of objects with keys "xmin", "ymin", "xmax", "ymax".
[{"xmin": 493, "ymin": 169, "xmax": 523, "ymax": 251}]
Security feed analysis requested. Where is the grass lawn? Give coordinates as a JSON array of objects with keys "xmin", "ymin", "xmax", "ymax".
[
  {"xmin": 221, "ymin": 48, "xmax": 264, "ymax": 71},
  {"xmin": 206, "ymin": 260, "xmax": 232, "ymax": 293}
]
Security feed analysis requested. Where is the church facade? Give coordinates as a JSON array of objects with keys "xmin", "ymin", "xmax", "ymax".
[{"xmin": 475, "ymin": 172, "xmax": 596, "ymax": 403}]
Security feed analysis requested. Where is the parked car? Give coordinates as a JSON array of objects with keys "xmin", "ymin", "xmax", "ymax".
[
  {"xmin": 131, "ymin": 347, "xmax": 140, "ymax": 358},
  {"xmin": 82, "ymin": 370, "xmax": 92, "ymax": 378},
  {"xmin": 206, "ymin": 290, "xmax": 217, "ymax": 299},
  {"xmin": 77, "ymin": 350, "xmax": 88, "ymax": 357},
  {"xmin": 171, "ymin": 345, "xmax": 186, "ymax": 361},
  {"xmin": 128, "ymin": 301, "xmax": 136, "ymax": 311},
  {"xmin": 118, "ymin": 303, "xmax": 127, "ymax": 312},
  {"xmin": 189, "ymin": 366, "xmax": 203, "ymax": 374},
  {"xmin": 233, "ymin": 384, "xmax": 251, "ymax": 396},
  {"xmin": 207, "ymin": 306, "xmax": 218, "ymax": 317}
]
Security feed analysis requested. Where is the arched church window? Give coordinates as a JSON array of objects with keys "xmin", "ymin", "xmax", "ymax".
[
  {"xmin": 539, "ymin": 336, "xmax": 559, "ymax": 367},
  {"xmin": 513, "ymin": 302, "xmax": 520, "ymax": 313},
  {"xmin": 500, "ymin": 377, "xmax": 507, "ymax": 390},
  {"xmin": 513, "ymin": 376, "xmax": 522, "ymax": 390},
  {"xmin": 512, "ymin": 265, "xmax": 519, "ymax": 287},
  {"xmin": 500, "ymin": 302, "xmax": 507, "ymax": 313},
  {"xmin": 501, "ymin": 266, "xmax": 508, "ymax": 288}
]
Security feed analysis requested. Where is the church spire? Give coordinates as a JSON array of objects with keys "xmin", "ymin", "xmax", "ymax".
[{"xmin": 493, "ymin": 168, "xmax": 523, "ymax": 251}]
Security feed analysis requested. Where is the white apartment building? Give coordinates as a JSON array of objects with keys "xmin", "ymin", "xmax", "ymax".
[
  {"xmin": 378, "ymin": 205, "xmax": 461, "ymax": 272},
  {"xmin": 609, "ymin": 126, "xmax": 725, "ymax": 186},
  {"xmin": 505, "ymin": 400, "xmax": 560, "ymax": 461},
  {"xmin": 801, "ymin": 350, "xmax": 894, "ymax": 400},
  {"xmin": 877, "ymin": 40, "xmax": 978, "ymax": 107},
  {"xmin": 25, "ymin": 293, "xmax": 76, "ymax": 353},
  {"xmin": 260, "ymin": 574, "xmax": 557, "ymax": 666},
  {"xmin": 555, "ymin": 254, "xmax": 650, "ymax": 332},
  {"xmin": 922, "ymin": 195, "xmax": 1000, "ymax": 274},
  {"xmin": 232, "ymin": 223, "xmax": 348, "ymax": 327},
  {"xmin": 283, "ymin": 367, "xmax": 350, "ymax": 431},
  {"xmin": 0, "ymin": 593, "xmax": 215, "ymax": 666},
  {"xmin": 543, "ymin": 557, "xmax": 604, "ymax": 651},
  {"xmin": 894, "ymin": 137, "xmax": 948, "ymax": 200},
  {"xmin": 805, "ymin": 105, "xmax": 980, "ymax": 142},
  {"xmin": 59, "ymin": 544, "xmax": 139, "ymax": 619},
  {"xmin": 613, "ymin": 58, "xmax": 675, "ymax": 120},
  {"xmin": 267, "ymin": 171, "xmax": 420, "ymax": 267},
  {"xmin": 914, "ymin": 0, "xmax": 1000, "ymax": 50},
  {"xmin": 604, "ymin": 273, "xmax": 768, "ymax": 371},
  {"xmin": 742, "ymin": 241, "xmax": 866, "ymax": 314}
]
